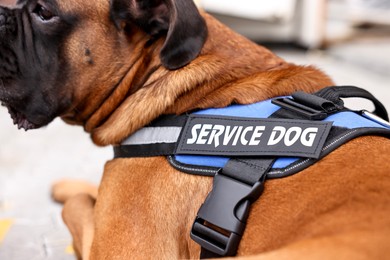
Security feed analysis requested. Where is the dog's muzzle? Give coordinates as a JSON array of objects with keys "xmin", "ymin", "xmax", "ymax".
[
  {"xmin": 0, "ymin": 6, "xmax": 18, "ymax": 81},
  {"xmin": 0, "ymin": 6, "xmax": 37, "ymax": 130}
]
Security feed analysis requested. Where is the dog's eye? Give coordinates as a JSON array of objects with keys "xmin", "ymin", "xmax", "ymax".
[{"xmin": 33, "ymin": 4, "xmax": 54, "ymax": 21}]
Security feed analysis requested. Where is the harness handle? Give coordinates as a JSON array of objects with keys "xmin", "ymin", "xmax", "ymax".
[{"xmin": 315, "ymin": 86, "xmax": 389, "ymax": 121}]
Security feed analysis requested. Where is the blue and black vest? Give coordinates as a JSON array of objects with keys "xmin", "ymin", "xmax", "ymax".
[{"xmin": 114, "ymin": 86, "xmax": 390, "ymax": 258}]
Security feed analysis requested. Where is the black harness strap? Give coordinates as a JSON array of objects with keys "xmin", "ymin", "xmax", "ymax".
[
  {"xmin": 315, "ymin": 85, "xmax": 389, "ymax": 121},
  {"xmin": 114, "ymin": 142, "xmax": 177, "ymax": 158},
  {"xmin": 271, "ymin": 85, "xmax": 389, "ymax": 122},
  {"xmin": 223, "ymin": 158, "xmax": 275, "ymax": 185},
  {"xmin": 192, "ymin": 158, "xmax": 275, "ymax": 258}
]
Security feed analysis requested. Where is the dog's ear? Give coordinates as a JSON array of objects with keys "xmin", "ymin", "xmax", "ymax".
[{"xmin": 110, "ymin": 0, "xmax": 207, "ymax": 70}]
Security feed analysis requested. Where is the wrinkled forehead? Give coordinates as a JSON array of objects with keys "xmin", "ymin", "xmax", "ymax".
[{"xmin": 16, "ymin": 0, "xmax": 110, "ymax": 17}]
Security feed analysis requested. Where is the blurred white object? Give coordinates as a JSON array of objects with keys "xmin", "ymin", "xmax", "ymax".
[
  {"xmin": 200, "ymin": 0, "xmax": 296, "ymax": 22},
  {"xmin": 199, "ymin": 0, "xmax": 327, "ymax": 48},
  {"xmin": 347, "ymin": 0, "xmax": 390, "ymax": 25},
  {"xmin": 194, "ymin": 0, "xmax": 201, "ymax": 7}
]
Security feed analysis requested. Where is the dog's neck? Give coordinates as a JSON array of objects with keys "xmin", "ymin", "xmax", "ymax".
[{"xmin": 86, "ymin": 14, "xmax": 332, "ymax": 146}]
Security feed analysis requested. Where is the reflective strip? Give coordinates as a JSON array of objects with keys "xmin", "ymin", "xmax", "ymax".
[
  {"xmin": 325, "ymin": 111, "xmax": 389, "ymax": 129},
  {"xmin": 0, "ymin": 219, "xmax": 13, "ymax": 243},
  {"xmin": 122, "ymin": 127, "xmax": 182, "ymax": 145}
]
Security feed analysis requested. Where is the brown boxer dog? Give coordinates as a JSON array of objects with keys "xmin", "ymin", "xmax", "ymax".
[{"xmin": 1, "ymin": 0, "xmax": 390, "ymax": 259}]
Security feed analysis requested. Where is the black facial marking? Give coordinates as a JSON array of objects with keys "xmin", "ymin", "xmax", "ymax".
[
  {"xmin": 0, "ymin": 2, "xmax": 78, "ymax": 129},
  {"xmin": 0, "ymin": 45, "xmax": 19, "ymax": 80},
  {"xmin": 0, "ymin": 8, "xmax": 17, "ymax": 41}
]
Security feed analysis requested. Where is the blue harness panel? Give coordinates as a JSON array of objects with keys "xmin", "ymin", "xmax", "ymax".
[
  {"xmin": 114, "ymin": 87, "xmax": 390, "ymax": 179},
  {"xmin": 173, "ymin": 99, "xmax": 390, "ymax": 177}
]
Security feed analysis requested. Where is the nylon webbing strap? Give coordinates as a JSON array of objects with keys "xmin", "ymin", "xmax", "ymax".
[
  {"xmin": 315, "ymin": 85, "xmax": 389, "ymax": 121},
  {"xmin": 223, "ymin": 158, "xmax": 275, "ymax": 185},
  {"xmin": 192, "ymin": 158, "xmax": 275, "ymax": 258},
  {"xmin": 114, "ymin": 86, "xmax": 389, "ymax": 160}
]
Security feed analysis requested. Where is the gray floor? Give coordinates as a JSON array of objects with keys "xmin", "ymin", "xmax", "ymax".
[{"xmin": 0, "ymin": 41, "xmax": 389, "ymax": 259}]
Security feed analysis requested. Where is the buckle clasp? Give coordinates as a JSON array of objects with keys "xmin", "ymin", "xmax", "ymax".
[
  {"xmin": 272, "ymin": 91, "xmax": 341, "ymax": 120},
  {"xmin": 272, "ymin": 97, "xmax": 328, "ymax": 120},
  {"xmin": 190, "ymin": 173, "xmax": 265, "ymax": 256}
]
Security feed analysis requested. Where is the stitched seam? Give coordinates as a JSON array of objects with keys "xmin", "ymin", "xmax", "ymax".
[
  {"xmin": 268, "ymin": 158, "xmax": 311, "ymax": 175},
  {"xmin": 322, "ymin": 129, "xmax": 358, "ymax": 151},
  {"xmin": 234, "ymin": 159, "xmax": 268, "ymax": 171},
  {"xmin": 268, "ymin": 129, "xmax": 358, "ymax": 175},
  {"xmin": 167, "ymin": 156, "xmax": 218, "ymax": 174}
]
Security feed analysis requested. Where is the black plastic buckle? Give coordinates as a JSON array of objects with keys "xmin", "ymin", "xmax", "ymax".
[
  {"xmin": 272, "ymin": 97, "xmax": 328, "ymax": 120},
  {"xmin": 190, "ymin": 173, "xmax": 265, "ymax": 256},
  {"xmin": 272, "ymin": 90, "xmax": 343, "ymax": 120}
]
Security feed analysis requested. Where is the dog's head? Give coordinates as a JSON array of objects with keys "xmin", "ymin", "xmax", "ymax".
[{"xmin": 0, "ymin": 0, "xmax": 207, "ymax": 130}]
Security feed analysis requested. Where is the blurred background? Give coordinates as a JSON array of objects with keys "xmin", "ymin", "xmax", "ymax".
[{"xmin": 1, "ymin": 0, "xmax": 389, "ymax": 259}]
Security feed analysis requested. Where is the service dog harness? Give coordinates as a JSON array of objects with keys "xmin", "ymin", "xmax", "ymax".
[{"xmin": 114, "ymin": 86, "xmax": 390, "ymax": 258}]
